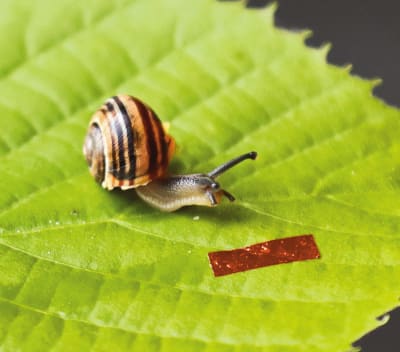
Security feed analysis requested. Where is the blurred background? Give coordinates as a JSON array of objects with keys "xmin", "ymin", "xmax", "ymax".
[{"xmin": 224, "ymin": 0, "xmax": 400, "ymax": 350}]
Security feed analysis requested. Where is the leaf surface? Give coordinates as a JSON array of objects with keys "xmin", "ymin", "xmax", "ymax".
[{"xmin": 0, "ymin": 1, "xmax": 399, "ymax": 351}]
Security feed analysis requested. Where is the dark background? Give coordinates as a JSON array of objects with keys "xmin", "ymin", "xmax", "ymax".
[{"xmin": 224, "ymin": 0, "xmax": 400, "ymax": 351}]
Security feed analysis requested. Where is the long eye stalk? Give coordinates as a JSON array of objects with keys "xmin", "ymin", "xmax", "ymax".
[
  {"xmin": 222, "ymin": 190, "xmax": 235, "ymax": 202},
  {"xmin": 208, "ymin": 151, "xmax": 257, "ymax": 178}
]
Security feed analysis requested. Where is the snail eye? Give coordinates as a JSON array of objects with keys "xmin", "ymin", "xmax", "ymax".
[{"xmin": 211, "ymin": 182, "xmax": 220, "ymax": 190}]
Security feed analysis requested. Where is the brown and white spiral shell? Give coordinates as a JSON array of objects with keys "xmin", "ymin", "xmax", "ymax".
[{"xmin": 83, "ymin": 95, "xmax": 175, "ymax": 190}]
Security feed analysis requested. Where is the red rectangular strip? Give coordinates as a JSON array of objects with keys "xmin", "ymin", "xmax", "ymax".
[{"xmin": 208, "ymin": 234, "xmax": 321, "ymax": 277}]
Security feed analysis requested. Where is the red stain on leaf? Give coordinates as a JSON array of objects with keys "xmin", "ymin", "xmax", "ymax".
[{"xmin": 208, "ymin": 234, "xmax": 321, "ymax": 277}]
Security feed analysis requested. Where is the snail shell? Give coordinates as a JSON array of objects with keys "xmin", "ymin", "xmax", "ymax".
[{"xmin": 83, "ymin": 95, "xmax": 175, "ymax": 190}]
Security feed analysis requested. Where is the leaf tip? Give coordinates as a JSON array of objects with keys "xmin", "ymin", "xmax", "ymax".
[
  {"xmin": 242, "ymin": 0, "xmax": 277, "ymax": 14},
  {"xmin": 343, "ymin": 63, "xmax": 353, "ymax": 73},
  {"xmin": 268, "ymin": 1, "xmax": 279, "ymax": 14},
  {"xmin": 300, "ymin": 29, "xmax": 313, "ymax": 41},
  {"xmin": 320, "ymin": 41, "xmax": 332, "ymax": 58},
  {"xmin": 369, "ymin": 77, "xmax": 383, "ymax": 89}
]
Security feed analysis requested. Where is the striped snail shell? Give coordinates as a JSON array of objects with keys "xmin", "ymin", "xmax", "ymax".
[
  {"xmin": 83, "ymin": 95, "xmax": 175, "ymax": 190},
  {"xmin": 83, "ymin": 94, "xmax": 257, "ymax": 212}
]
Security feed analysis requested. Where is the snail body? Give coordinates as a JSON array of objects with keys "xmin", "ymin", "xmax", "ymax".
[{"xmin": 83, "ymin": 94, "xmax": 257, "ymax": 212}]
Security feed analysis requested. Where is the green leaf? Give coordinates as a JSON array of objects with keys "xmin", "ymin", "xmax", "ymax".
[{"xmin": 0, "ymin": 0, "xmax": 399, "ymax": 351}]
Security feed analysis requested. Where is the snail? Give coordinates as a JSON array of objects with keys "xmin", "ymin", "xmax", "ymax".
[{"xmin": 83, "ymin": 94, "xmax": 257, "ymax": 212}]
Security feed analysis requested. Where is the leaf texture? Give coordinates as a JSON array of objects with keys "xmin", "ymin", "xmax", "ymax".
[{"xmin": 0, "ymin": 1, "xmax": 399, "ymax": 351}]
